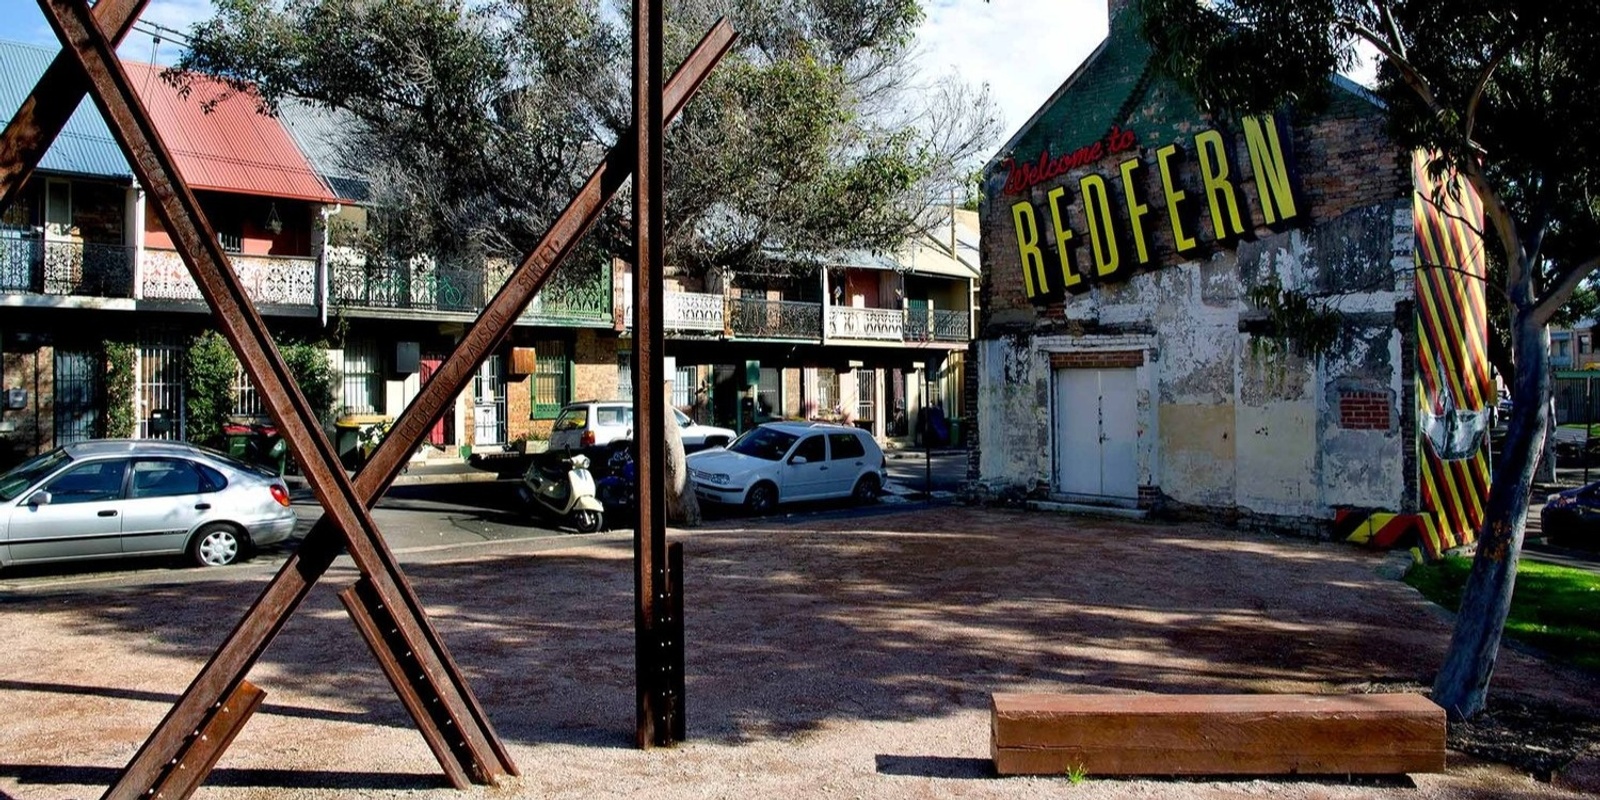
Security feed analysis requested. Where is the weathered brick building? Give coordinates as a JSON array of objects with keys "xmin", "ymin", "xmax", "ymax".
[{"xmin": 970, "ymin": 2, "xmax": 1489, "ymax": 555}]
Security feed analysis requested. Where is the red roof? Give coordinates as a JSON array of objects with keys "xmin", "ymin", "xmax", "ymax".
[{"xmin": 125, "ymin": 61, "xmax": 337, "ymax": 203}]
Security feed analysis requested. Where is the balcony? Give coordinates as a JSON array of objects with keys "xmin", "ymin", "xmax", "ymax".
[
  {"xmin": 141, "ymin": 247, "xmax": 316, "ymax": 307},
  {"xmin": 330, "ymin": 253, "xmax": 613, "ymax": 327},
  {"xmin": 728, "ymin": 296, "xmax": 822, "ymax": 341},
  {"xmin": 621, "ymin": 289, "xmax": 726, "ymax": 332},
  {"xmin": 0, "ymin": 237, "xmax": 135, "ymax": 298},
  {"xmin": 828, "ymin": 306, "xmax": 904, "ymax": 341}
]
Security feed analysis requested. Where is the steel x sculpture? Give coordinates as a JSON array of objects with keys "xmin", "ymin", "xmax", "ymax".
[{"xmin": 2, "ymin": 0, "xmax": 732, "ymax": 795}]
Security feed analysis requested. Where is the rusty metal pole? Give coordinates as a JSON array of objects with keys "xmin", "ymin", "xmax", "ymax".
[{"xmin": 632, "ymin": 0, "xmax": 675, "ymax": 748}]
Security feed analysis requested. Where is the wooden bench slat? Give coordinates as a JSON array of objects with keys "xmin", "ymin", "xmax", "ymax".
[{"xmin": 991, "ymin": 693, "xmax": 1445, "ymax": 777}]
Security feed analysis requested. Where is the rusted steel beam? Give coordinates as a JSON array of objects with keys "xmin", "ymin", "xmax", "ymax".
[
  {"xmin": 632, "ymin": 0, "xmax": 675, "ymax": 749},
  {"xmin": 667, "ymin": 542, "xmax": 686, "ymax": 742},
  {"xmin": 340, "ymin": 580, "xmax": 471, "ymax": 789},
  {"xmin": 34, "ymin": 1, "xmax": 502, "ymax": 795},
  {"xmin": 147, "ymin": 680, "xmax": 267, "ymax": 800},
  {"xmin": 85, "ymin": 15, "xmax": 735, "ymax": 798},
  {"xmin": 0, "ymin": 0, "xmax": 147, "ymax": 211}
]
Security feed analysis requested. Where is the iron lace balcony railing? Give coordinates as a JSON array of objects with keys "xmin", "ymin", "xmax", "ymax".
[
  {"xmin": 727, "ymin": 296, "xmax": 821, "ymax": 340},
  {"xmin": 331, "ymin": 252, "xmax": 612, "ymax": 326},
  {"xmin": 827, "ymin": 306, "xmax": 904, "ymax": 341},
  {"xmin": 142, "ymin": 247, "xmax": 316, "ymax": 307},
  {"xmin": 0, "ymin": 237, "xmax": 135, "ymax": 297}
]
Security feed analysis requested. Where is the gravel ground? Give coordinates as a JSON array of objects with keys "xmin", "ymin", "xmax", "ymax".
[{"xmin": 1, "ymin": 507, "xmax": 1596, "ymax": 799}]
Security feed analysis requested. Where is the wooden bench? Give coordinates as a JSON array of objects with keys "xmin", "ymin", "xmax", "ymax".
[{"xmin": 991, "ymin": 693, "xmax": 1445, "ymax": 777}]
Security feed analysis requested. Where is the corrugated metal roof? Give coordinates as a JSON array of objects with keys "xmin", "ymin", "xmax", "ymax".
[
  {"xmin": 276, "ymin": 98, "xmax": 370, "ymax": 203},
  {"xmin": 0, "ymin": 40, "xmax": 130, "ymax": 179},
  {"xmin": 124, "ymin": 61, "xmax": 337, "ymax": 203}
]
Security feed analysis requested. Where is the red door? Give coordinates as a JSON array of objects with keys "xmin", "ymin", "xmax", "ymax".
[{"xmin": 418, "ymin": 356, "xmax": 448, "ymax": 447}]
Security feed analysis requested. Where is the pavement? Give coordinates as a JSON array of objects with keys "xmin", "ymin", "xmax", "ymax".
[{"xmin": 3, "ymin": 506, "xmax": 1598, "ymax": 799}]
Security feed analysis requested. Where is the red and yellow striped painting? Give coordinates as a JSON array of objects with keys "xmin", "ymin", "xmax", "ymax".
[{"xmin": 1413, "ymin": 151, "xmax": 1492, "ymax": 558}]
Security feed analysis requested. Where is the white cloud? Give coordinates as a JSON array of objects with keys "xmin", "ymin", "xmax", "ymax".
[{"xmin": 913, "ymin": 0, "xmax": 1109, "ymax": 153}]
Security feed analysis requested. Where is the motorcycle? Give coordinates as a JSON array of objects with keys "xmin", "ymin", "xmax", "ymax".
[
  {"xmin": 595, "ymin": 439, "xmax": 637, "ymax": 523},
  {"xmin": 519, "ymin": 451, "xmax": 604, "ymax": 533}
]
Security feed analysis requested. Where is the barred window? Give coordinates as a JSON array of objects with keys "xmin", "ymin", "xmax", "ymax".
[
  {"xmin": 341, "ymin": 339, "xmax": 381, "ymax": 414},
  {"xmin": 532, "ymin": 339, "xmax": 570, "ymax": 419}
]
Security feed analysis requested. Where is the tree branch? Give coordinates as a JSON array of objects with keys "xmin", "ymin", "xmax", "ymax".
[
  {"xmin": 1534, "ymin": 254, "xmax": 1600, "ymax": 326},
  {"xmin": 1464, "ymin": 46, "xmax": 1510, "ymax": 149}
]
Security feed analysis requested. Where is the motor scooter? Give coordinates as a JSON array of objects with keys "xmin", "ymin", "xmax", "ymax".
[{"xmin": 519, "ymin": 451, "xmax": 604, "ymax": 533}]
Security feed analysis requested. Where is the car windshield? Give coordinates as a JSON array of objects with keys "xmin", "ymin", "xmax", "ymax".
[
  {"xmin": 0, "ymin": 448, "xmax": 72, "ymax": 501},
  {"xmin": 727, "ymin": 427, "xmax": 798, "ymax": 461},
  {"xmin": 553, "ymin": 408, "xmax": 588, "ymax": 431},
  {"xmin": 674, "ymin": 408, "xmax": 691, "ymax": 427}
]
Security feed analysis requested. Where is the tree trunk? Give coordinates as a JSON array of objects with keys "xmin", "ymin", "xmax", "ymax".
[
  {"xmin": 663, "ymin": 416, "xmax": 701, "ymax": 526},
  {"xmin": 1431, "ymin": 306, "xmax": 1550, "ymax": 720}
]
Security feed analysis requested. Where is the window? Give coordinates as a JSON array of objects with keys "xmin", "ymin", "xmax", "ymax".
[
  {"xmin": 341, "ymin": 339, "xmax": 381, "ymax": 414},
  {"xmin": 44, "ymin": 459, "xmax": 127, "ymax": 504},
  {"xmin": 672, "ymin": 365, "xmax": 697, "ymax": 410},
  {"xmin": 532, "ymin": 339, "xmax": 571, "ymax": 419},
  {"xmin": 617, "ymin": 352, "xmax": 633, "ymax": 401},
  {"xmin": 129, "ymin": 459, "xmax": 204, "ymax": 499},
  {"xmin": 1582, "ymin": 335, "xmax": 1592, "ymax": 355},
  {"xmin": 791, "ymin": 435, "xmax": 825, "ymax": 463},
  {"xmin": 234, "ymin": 363, "xmax": 265, "ymax": 418},
  {"xmin": 829, "ymin": 432, "xmax": 866, "ymax": 460},
  {"xmin": 1558, "ymin": 339, "xmax": 1572, "ymax": 358},
  {"xmin": 218, "ymin": 229, "xmax": 243, "ymax": 254},
  {"xmin": 757, "ymin": 367, "xmax": 781, "ymax": 420}
]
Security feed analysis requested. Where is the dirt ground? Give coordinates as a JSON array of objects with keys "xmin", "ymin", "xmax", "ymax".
[{"xmin": 2, "ymin": 507, "xmax": 1597, "ymax": 799}]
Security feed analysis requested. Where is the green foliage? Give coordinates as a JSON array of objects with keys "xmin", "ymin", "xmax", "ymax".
[
  {"xmin": 1140, "ymin": 0, "xmax": 1600, "ymax": 320},
  {"xmin": 280, "ymin": 339, "xmax": 337, "ymax": 426},
  {"xmin": 185, "ymin": 331, "xmax": 239, "ymax": 447},
  {"xmin": 103, "ymin": 341, "xmax": 137, "ymax": 438},
  {"xmin": 1245, "ymin": 278, "xmax": 1342, "ymax": 359},
  {"xmin": 1065, "ymin": 763, "xmax": 1088, "ymax": 785},
  {"xmin": 1406, "ymin": 556, "xmax": 1600, "ymax": 672},
  {"xmin": 174, "ymin": 0, "xmax": 997, "ymax": 277}
]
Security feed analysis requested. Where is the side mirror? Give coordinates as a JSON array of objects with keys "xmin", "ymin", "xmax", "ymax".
[
  {"xmin": 790, "ymin": 456, "xmax": 809, "ymax": 465},
  {"xmin": 26, "ymin": 490, "xmax": 51, "ymax": 507}
]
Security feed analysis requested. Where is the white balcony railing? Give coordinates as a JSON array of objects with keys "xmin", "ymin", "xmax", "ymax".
[
  {"xmin": 141, "ymin": 247, "xmax": 317, "ymax": 307},
  {"xmin": 623, "ymin": 289, "xmax": 726, "ymax": 332},
  {"xmin": 827, "ymin": 306, "xmax": 904, "ymax": 341}
]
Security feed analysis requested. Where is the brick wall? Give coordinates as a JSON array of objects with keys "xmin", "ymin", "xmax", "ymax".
[
  {"xmin": 1338, "ymin": 390, "xmax": 1392, "ymax": 430},
  {"xmin": 572, "ymin": 328, "xmax": 620, "ymax": 403},
  {"xmin": 1049, "ymin": 350, "xmax": 1144, "ymax": 369}
]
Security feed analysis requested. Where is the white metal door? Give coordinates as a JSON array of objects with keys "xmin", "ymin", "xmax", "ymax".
[
  {"xmin": 1053, "ymin": 367, "xmax": 1138, "ymax": 499},
  {"xmin": 1098, "ymin": 369, "xmax": 1139, "ymax": 498}
]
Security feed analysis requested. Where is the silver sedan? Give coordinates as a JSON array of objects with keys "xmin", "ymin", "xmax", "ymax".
[{"xmin": 0, "ymin": 440, "xmax": 297, "ymax": 569}]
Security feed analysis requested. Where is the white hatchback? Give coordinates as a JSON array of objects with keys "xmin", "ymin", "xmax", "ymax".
[{"xmin": 686, "ymin": 421, "xmax": 887, "ymax": 513}]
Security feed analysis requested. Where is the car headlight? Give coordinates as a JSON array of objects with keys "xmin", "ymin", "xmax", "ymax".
[{"xmin": 705, "ymin": 472, "xmax": 730, "ymax": 485}]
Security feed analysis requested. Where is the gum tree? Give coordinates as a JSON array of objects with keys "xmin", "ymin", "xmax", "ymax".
[
  {"xmin": 1141, "ymin": 0, "xmax": 1600, "ymax": 719},
  {"xmin": 172, "ymin": 0, "xmax": 996, "ymax": 276}
]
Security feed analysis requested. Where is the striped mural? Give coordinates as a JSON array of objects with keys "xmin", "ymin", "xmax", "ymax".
[{"xmin": 1412, "ymin": 151, "xmax": 1492, "ymax": 559}]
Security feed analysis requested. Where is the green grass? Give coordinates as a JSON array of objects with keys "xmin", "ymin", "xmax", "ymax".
[
  {"xmin": 1557, "ymin": 423, "xmax": 1600, "ymax": 437},
  {"xmin": 1405, "ymin": 557, "xmax": 1600, "ymax": 672}
]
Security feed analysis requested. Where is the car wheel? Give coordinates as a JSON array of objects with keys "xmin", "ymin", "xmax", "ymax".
[
  {"xmin": 574, "ymin": 510, "xmax": 603, "ymax": 533},
  {"xmin": 190, "ymin": 523, "xmax": 245, "ymax": 567},
  {"xmin": 852, "ymin": 474, "xmax": 881, "ymax": 505},
  {"xmin": 745, "ymin": 482, "xmax": 778, "ymax": 515}
]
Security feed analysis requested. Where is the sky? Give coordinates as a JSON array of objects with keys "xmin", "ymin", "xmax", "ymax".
[
  {"xmin": 0, "ymin": 0, "xmax": 1369, "ymax": 161},
  {"xmin": 0, "ymin": 0, "xmax": 1107, "ymax": 152}
]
